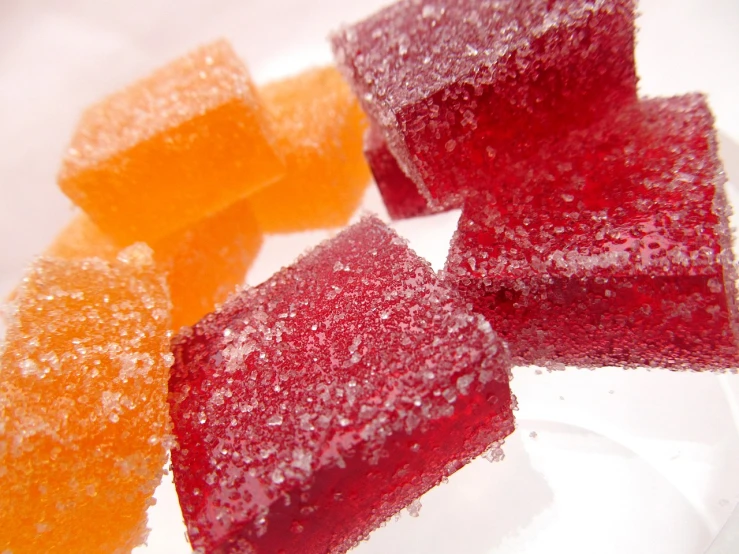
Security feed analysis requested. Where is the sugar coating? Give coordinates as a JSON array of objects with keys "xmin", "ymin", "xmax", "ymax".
[
  {"xmin": 0, "ymin": 245, "xmax": 173, "ymax": 553},
  {"xmin": 445, "ymin": 94, "xmax": 739, "ymax": 369},
  {"xmin": 364, "ymin": 125, "xmax": 436, "ymax": 220},
  {"xmin": 247, "ymin": 66, "xmax": 371, "ymax": 232},
  {"xmin": 58, "ymin": 39, "xmax": 284, "ymax": 244},
  {"xmin": 169, "ymin": 216, "xmax": 514, "ymax": 554},
  {"xmin": 48, "ymin": 202, "xmax": 262, "ymax": 329},
  {"xmin": 332, "ymin": 0, "xmax": 637, "ymax": 208}
]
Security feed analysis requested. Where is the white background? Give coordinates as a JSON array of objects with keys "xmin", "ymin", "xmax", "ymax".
[{"xmin": 1, "ymin": 1, "xmax": 738, "ymax": 553}]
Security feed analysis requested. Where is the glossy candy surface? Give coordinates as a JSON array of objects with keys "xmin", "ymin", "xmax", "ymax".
[{"xmin": 169, "ymin": 217, "xmax": 514, "ymax": 553}]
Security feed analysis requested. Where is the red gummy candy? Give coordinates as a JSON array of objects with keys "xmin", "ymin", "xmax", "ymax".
[
  {"xmin": 332, "ymin": 0, "xmax": 637, "ymax": 209},
  {"xmin": 169, "ymin": 217, "xmax": 514, "ymax": 553},
  {"xmin": 445, "ymin": 94, "xmax": 739, "ymax": 370},
  {"xmin": 364, "ymin": 125, "xmax": 436, "ymax": 220}
]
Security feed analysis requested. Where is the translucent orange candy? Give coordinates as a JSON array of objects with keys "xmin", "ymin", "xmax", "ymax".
[
  {"xmin": 248, "ymin": 66, "xmax": 370, "ymax": 232},
  {"xmin": 58, "ymin": 39, "xmax": 283, "ymax": 244},
  {"xmin": 0, "ymin": 245, "xmax": 172, "ymax": 554},
  {"xmin": 48, "ymin": 202, "xmax": 262, "ymax": 329}
]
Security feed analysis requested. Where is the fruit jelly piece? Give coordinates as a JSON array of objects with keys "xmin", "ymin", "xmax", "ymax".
[
  {"xmin": 444, "ymin": 94, "xmax": 739, "ymax": 369},
  {"xmin": 0, "ymin": 245, "xmax": 173, "ymax": 553},
  {"xmin": 169, "ymin": 216, "xmax": 514, "ymax": 554},
  {"xmin": 247, "ymin": 66, "xmax": 371, "ymax": 232},
  {"xmin": 364, "ymin": 125, "xmax": 437, "ymax": 219},
  {"xmin": 47, "ymin": 202, "xmax": 262, "ymax": 329},
  {"xmin": 58, "ymin": 39, "xmax": 284, "ymax": 244},
  {"xmin": 332, "ymin": 0, "xmax": 637, "ymax": 208}
]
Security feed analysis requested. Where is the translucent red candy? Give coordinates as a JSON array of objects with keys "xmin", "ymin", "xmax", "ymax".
[
  {"xmin": 332, "ymin": 0, "xmax": 637, "ymax": 209},
  {"xmin": 364, "ymin": 125, "xmax": 435, "ymax": 220},
  {"xmin": 169, "ymin": 216, "xmax": 514, "ymax": 553},
  {"xmin": 445, "ymin": 94, "xmax": 739, "ymax": 370}
]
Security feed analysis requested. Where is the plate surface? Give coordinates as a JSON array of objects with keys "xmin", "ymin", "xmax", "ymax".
[{"xmin": 1, "ymin": 1, "xmax": 738, "ymax": 553}]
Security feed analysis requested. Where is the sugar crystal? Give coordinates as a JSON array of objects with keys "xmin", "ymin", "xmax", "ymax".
[{"xmin": 169, "ymin": 216, "xmax": 514, "ymax": 553}]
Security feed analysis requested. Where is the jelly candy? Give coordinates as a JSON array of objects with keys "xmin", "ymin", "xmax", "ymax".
[
  {"xmin": 248, "ymin": 66, "xmax": 370, "ymax": 232},
  {"xmin": 169, "ymin": 217, "xmax": 514, "ymax": 553},
  {"xmin": 332, "ymin": 0, "xmax": 637, "ymax": 209},
  {"xmin": 0, "ymin": 245, "xmax": 172, "ymax": 553},
  {"xmin": 58, "ymin": 40, "xmax": 283, "ymax": 244},
  {"xmin": 48, "ymin": 201, "xmax": 262, "ymax": 329},
  {"xmin": 445, "ymin": 95, "xmax": 739, "ymax": 369},
  {"xmin": 364, "ymin": 125, "xmax": 435, "ymax": 220}
]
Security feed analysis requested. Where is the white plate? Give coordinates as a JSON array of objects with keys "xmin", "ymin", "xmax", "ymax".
[{"xmin": 1, "ymin": 1, "xmax": 738, "ymax": 553}]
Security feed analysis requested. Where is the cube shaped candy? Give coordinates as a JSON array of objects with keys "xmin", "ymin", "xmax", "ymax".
[
  {"xmin": 0, "ymin": 245, "xmax": 172, "ymax": 553},
  {"xmin": 248, "ymin": 66, "xmax": 371, "ymax": 232},
  {"xmin": 169, "ymin": 216, "xmax": 514, "ymax": 553},
  {"xmin": 48, "ymin": 201, "xmax": 262, "ymax": 329},
  {"xmin": 58, "ymin": 40, "xmax": 283, "ymax": 244},
  {"xmin": 332, "ymin": 0, "xmax": 637, "ymax": 208},
  {"xmin": 445, "ymin": 94, "xmax": 739, "ymax": 369},
  {"xmin": 364, "ymin": 125, "xmax": 436, "ymax": 220}
]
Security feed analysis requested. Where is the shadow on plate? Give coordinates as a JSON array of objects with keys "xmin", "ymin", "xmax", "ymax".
[{"xmin": 352, "ymin": 430, "xmax": 553, "ymax": 554}]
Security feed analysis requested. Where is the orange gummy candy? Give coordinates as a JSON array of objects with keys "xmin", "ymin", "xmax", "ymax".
[
  {"xmin": 48, "ymin": 202, "xmax": 262, "ymax": 329},
  {"xmin": 58, "ymin": 39, "xmax": 283, "ymax": 244},
  {"xmin": 248, "ymin": 66, "xmax": 370, "ymax": 232},
  {"xmin": 0, "ymin": 245, "xmax": 172, "ymax": 554}
]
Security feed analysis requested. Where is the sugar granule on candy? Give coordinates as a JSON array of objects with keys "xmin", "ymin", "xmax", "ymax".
[
  {"xmin": 332, "ymin": 0, "xmax": 637, "ymax": 208},
  {"xmin": 0, "ymin": 245, "xmax": 173, "ymax": 553},
  {"xmin": 58, "ymin": 39, "xmax": 284, "ymax": 244},
  {"xmin": 364, "ymin": 125, "xmax": 436, "ymax": 220},
  {"xmin": 248, "ymin": 66, "xmax": 371, "ymax": 232},
  {"xmin": 445, "ymin": 94, "xmax": 739, "ymax": 370},
  {"xmin": 48, "ymin": 200, "xmax": 262, "ymax": 329},
  {"xmin": 169, "ymin": 216, "xmax": 515, "ymax": 554}
]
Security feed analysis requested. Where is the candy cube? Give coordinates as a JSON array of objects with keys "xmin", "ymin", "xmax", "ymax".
[
  {"xmin": 248, "ymin": 66, "xmax": 370, "ymax": 232},
  {"xmin": 332, "ymin": 0, "xmax": 637, "ymax": 208},
  {"xmin": 48, "ymin": 201, "xmax": 262, "ymax": 329},
  {"xmin": 445, "ymin": 94, "xmax": 739, "ymax": 369},
  {"xmin": 364, "ymin": 125, "xmax": 436, "ymax": 219},
  {"xmin": 169, "ymin": 216, "xmax": 514, "ymax": 553},
  {"xmin": 58, "ymin": 40, "xmax": 283, "ymax": 244},
  {"xmin": 0, "ymin": 245, "xmax": 172, "ymax": 553}
]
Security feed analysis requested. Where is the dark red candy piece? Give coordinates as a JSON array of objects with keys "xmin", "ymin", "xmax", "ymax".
[
  {"xmin": 445, "ymin": 94, "xmax": 739, "ymax": 370},
  {"xmin": 169, "ymin": 216, "xmax": 514, "ymax": 554},
  {"xmin": 332, "ymin": 0, "xmax": 637, "ymax": 209},
  {"xmin": 364, "ymin": 126, "xmax": 436, "ymax": 219}
]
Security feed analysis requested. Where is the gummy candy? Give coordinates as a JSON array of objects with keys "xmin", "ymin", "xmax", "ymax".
[
  {"xmin": 58, "ymin": 39, "xmax": 283, "ymax": 244},
  {"xmin": 364, "ymin": 125, "xmax": 435, "ymax": 220},
  {"xmin": 0, "ymin": 245, "xmax": 173, "ymax": 553},
  {"xmin": 169, "ymin": 216, "xmax": 514, "ymax": 553},
  {"xmin": 248, "ymin": 66, "xmax": 370, "ymax": 232},
  {"xmin": 445, "ymin": 94, "xmax": 739, "ymax": 369},
  {"xmin": 332, "ymin": 0, "xmax": 637, "ymax": 208},
  {"xmin": 48, "ymin": 201, "xmax": 262, "ymax": 329}
]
